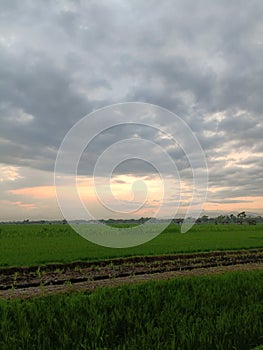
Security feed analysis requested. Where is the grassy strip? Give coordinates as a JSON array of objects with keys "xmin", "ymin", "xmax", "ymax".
[
  {"xmin": 0, "ymin": 270, "xmax": 262, "ymax": 349},
  {"xmin": 0, "ymin": 224, "xmax": 263, "ymax": 267}
]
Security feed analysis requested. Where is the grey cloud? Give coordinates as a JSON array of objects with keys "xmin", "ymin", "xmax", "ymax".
[
  {"xmin": 208, "ymin": 199, "xmax": 253, "ymax": 204},
  {"xmin": 0, "ymin": 0, "xmax": 262, "ymax": 216},
  {"xmin": 112, "ymin": 179, "xmax": 127, "ymax": 184}
]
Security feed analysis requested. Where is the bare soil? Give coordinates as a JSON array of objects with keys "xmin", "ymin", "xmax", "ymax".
[{"xmin": 0, "ymin": 249, "xmax": 262, "ymax": 299}]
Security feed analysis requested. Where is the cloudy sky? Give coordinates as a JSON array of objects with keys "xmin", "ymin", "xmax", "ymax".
[{"xmin": 0, "ymin": 0, "xmax": 262, "ymax": 221}]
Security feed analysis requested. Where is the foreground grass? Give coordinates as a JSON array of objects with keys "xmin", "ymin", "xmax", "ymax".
[
  {"xmin": 0, "ymin": 270, "xmax": 262, "ymax": 349},
  {"xmin": 0, "ymin": 224, "xmax": 262, "ymax": 267}
]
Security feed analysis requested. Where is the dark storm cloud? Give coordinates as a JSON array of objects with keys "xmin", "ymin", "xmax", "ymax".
[
  {"xmin": 0, "ymin": 47, "xmax": 91, "ymax": 167},
  {"xmin": 0, "ymin": 0, "xmax": 262, "ymax": 210}
]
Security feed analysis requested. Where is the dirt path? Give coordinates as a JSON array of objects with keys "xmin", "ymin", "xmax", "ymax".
[{"xmin": 0, "ymin": 249, "xmax": 262, "ymax": 299}]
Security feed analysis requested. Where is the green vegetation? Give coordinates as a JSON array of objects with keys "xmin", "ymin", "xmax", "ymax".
[
  {"xmin": 0, "ymin": 270, "xmax": 262, "ymax": 349},
  {"xmin": 0, "ymin": 224, "xmax": 262, "ymax": 267},
  {"xmin": 0, "ymin": 224, "xmax": 262, "ymax": 349}
]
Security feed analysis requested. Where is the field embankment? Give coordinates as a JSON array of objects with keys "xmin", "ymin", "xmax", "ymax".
[{"xmin": 0, "ymin": 248, "xmax": 262, "ymax": 299}]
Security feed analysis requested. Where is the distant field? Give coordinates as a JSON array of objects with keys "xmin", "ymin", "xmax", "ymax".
[{"xmin": 0, "ymin": 223, "xmax": 262, "ymax": 267}]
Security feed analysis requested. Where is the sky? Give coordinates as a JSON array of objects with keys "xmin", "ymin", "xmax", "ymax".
[{"xmin": 0, "ymin": 0, "xmax": 262, "ymax": 221}]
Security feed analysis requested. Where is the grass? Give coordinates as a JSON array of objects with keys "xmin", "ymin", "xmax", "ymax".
[
  {"xmin": 0, "ymin": 224, "xmax": 262, "ymax": 267},
  {"xmin": 0, "ymin": 270, "xmax": 262, "ymax": 349}
]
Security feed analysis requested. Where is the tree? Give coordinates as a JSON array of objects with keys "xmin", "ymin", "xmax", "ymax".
[
  {"xmin": 230, "ymin": 214, "xmax": 237, "ymax": 223},
  {"xmin": 237, "ymin": 211, "xmax": 246, "ymax": 224}
]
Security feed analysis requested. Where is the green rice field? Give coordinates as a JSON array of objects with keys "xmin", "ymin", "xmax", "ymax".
[
  {"xmin": 0, "ymin": 223, "xmax": 262, "ymax": 350},
  {"xmin": 0, "ymin": 223, "xmax": 262, "ymax": 267},
  {"xmin": 0, "ymin": 270, "xmax": 262, "ymax": 350}
]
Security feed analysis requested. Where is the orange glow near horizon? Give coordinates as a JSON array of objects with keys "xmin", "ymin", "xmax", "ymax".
[
  {"xmin": 5, "ymin": 179, "xmax": 263, "ymax": 219},
  {"xmin": 0, "ymin": 199, "xmax": 36, "ymax": 209},
  {"xmin": 204, "ymin": 196, "xmax": 263, "ymax": 214},
  {"xmin": 9, "ymin": 186, "xmax": 57, "ymax": 199}
]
